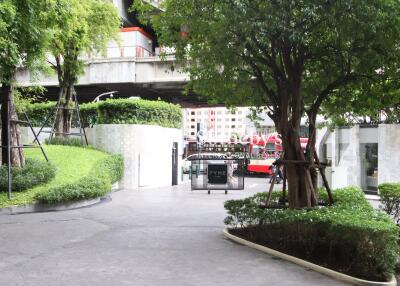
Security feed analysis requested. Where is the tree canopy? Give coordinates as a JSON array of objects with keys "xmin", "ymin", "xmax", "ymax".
[
  {"xmin": 0, "ymin": 0, "xmax": 51, "ymax": 167},
  {"xmin": 135, "ymin": 0, "xmax": 400, "ymax": 207},
  {"xmin": 48, "ymin": 0, "xmax": 121, "ymax": 135},
  {"xmin": 0, "ymin": 0, "xmax": 49, "ymax": 83}
]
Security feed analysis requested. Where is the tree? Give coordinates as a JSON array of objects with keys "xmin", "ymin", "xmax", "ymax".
[
  {"xmin": 135, "ymin": 0, "xmax": 400, "ymax": 208},
  {"xmin": 0, "ymin": 0, "xmax": 50, "ymax": 167},
  {"xmin": 48, "ymin": 0, "xmax": 120, "ymax": 136},
  {"xmin": 322, "ymin": 80, "xmax": 400, "ymax": 126}
]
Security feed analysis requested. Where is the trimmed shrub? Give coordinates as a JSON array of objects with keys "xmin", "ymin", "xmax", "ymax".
[
  {"xmin": 379, "ymin": 183, "xmax": 400, "ymax": 224},
  {"xmin": 45, "ymin": 137, "xmax": 87, "ymax": 147},
  {"xmin": 224, "ymin": 187, "xmax": 399, "ymax": 282},
  {"xmin": 34, "ymin": 154, "xmax": 123, "ymax": 204},
  {"xmin": 24, "ymin": 102, "xmax": 55, "ymax": 127},
  {"xmin": 22, "ymin": 99, "xmax": 182, "ymax": 129},
  {"xmin": 97, "ymin": 99, "xmax": 182, "ymax": 128},
  {"xmin": 0, "ymin": 159, "xmax": 57, "ymax": 192},
  {"xmin": 79, "ymin": 102, "xmax": 99, "ymax": 127}
]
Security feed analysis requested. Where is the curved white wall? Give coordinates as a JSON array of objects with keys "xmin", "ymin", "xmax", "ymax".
[{"xmin": 86, "ymin": 124, "xmax": 183, "ymax": 189}]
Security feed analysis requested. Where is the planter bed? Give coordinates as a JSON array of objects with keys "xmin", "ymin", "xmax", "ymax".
[
  {"xmin": 224, "ymin": 228, "xmax": 397, "ymax": 286},
  {"xmin": 224, "ymin": 188, "xmax": 399, "ymax": 283}
]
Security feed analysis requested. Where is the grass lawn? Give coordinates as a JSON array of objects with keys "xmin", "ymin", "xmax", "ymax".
[{"xmin": 0, "ymin": 145, "xmax": 109, "ymax": 208}]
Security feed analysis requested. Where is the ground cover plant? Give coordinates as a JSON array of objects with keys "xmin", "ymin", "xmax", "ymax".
[
  {"xmin": 224, "ymin": 187, "xmax": 399, "ymax": 282},
  {"xmin": 0, "ymin": 159, "xmax": 56, "ymax": 192},
  {"xmin": 0, "ymin": 145, "xmax": 123, "ymax": 208}
]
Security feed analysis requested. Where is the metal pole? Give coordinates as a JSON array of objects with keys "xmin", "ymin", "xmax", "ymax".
[
  {"xmin": 73, "ymin": 91, "xmax": 88, "ymax": 145},
  {"xmin": 25, "ymin": 113, "xmax": 49, "ymax": 162},
  {"xmin": 7, "ymin": 101, "xmax": 12, "ymax": 199},
  {"xmin": 33, "ymin": 112, "xmax": 52, "ymax": 144}
]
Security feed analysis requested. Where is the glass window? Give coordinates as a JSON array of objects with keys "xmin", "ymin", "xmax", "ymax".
[{"xmin": 360, "ymin": 143, "xmax": 378, "ymax": 194}]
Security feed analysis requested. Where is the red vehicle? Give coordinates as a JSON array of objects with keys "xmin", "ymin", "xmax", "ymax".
[{"xmin": 246, "ymin": 134, "xmax": 308, "ymax": 175}]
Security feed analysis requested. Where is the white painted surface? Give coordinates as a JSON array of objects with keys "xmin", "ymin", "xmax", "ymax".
[
  {"xmin": 318, "ymin": 124, "xmax": 400, "ymax": 191},
  {"xmin": 359, "ymin": 127, "xmax": 378, "ymax": 144},
  {"xmin": 378, "ymin": 124, "xmax": 400, "ymax": 184},
  {"xmin": 86, "ymin": 124, "xmax": 183, "ymax": 189}
]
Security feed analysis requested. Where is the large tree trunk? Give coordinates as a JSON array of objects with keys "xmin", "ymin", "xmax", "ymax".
[
  {"xmin": 307, "ymin": 111, "xmax": 318, "ymax": 190},
  {"xmin": 283, "ymin": 125, "xmax": 318, "ymax": 208},
  {"xmin": 55, "ymin": 83, "xmax": 74, "ymax": 136},
  {"xmin": 1, "ymin": 83, "xmax": 25, "ymax": 167},
  {"xmin": 276, "ymin": 72, "xmax": 318, "ymax": 208}
]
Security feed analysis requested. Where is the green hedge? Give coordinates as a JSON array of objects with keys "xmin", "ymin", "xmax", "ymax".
[
  {"xmin": 23, "ymin": 99, "xmax": 182, "ymax": 129},
  {"xmin": 45, "ymin": 137, "xmax": 87, "ymax": 147},
  {"xmin": 379, "ymin": 183, "xmax": 400, "ymax": 224},
  {"xmin": 0, "ymin": 159, "xmax": 57, "ymax": 192},
  {"xmin": 224, "ymin": 187, "xmax": 399, "ymax": 282},
  {"xmin": 34, "ymin": 154, "xmax": 123, "ymax": 204},
  {"xmin": 97, "ymin": 99, "xmax": 182, "ymax": 128},
  {"xmin": 24, "ymin": 102, "xmax": 55, "ymax": 127}
]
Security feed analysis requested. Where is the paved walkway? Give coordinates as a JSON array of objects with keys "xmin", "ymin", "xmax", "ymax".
[{"xmin": 0, "ymin": 177, "xmax": 348, "ymax": 286}]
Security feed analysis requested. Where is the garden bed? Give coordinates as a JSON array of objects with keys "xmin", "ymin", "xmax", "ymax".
[
  {"xmin": 0, "ymin": 145, "xmax": 123, "ymax": 208},
  {"xmin": 224, "ymin": 188, "xmax": 399, "ymax": 282}
]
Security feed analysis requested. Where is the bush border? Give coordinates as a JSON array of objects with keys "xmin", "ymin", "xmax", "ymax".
[{"xmin": 223, "ymin": 228, "xmax": 396, "ymax": 286}]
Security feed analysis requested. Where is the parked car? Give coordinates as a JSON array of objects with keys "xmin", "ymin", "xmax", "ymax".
[{"xmin": 182, "ymin": 153, "xmax": 227, "ymax": 174}]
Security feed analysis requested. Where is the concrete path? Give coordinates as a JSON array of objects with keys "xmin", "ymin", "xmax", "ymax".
[{"xmin": 0, "ymin": 177, "xmax": 348, "ymax": 286}]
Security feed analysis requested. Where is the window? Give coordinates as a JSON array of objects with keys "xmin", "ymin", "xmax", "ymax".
[
  {"xmin": 238, "ymin": 111, "xmax": 242, "ymax": 115},
  {"xmin": 197, "ymin": 111, "xmax": 201, "ymax": 115},
  {"xmin": 191, "ymin": 125, "xmax": 195, "ymax": 129},
  {"xmin": 190, "ymin": 132, "xmax": 195, "ymax": 136},
  {"xmin": 217, "ymin": 118, "xmax": 222, "ymax": 122},
  {"xmin": 191, "ymin": 111, "xmax": 195, "ymax": 115},
  {"xmin": 217, "ymin": 111, "xmax": 222, "ymax": 115},
  {"xmin": 231, "ymin": 125, "xmax": 236, "ymax": 128},
  {"xmin": 191, "ymin": 118, "xmax": 195, "ymax": 122},
  {"xmin": 238, "ymin": 118, "xmax": 242, "ymax": 122},
  {"xmin": 225, "ymin": 118, "xmax": 229, "ymax": 121},
  {"xmin": 231, "ymin": 118, "xmax": 236, "ymax": 121}
]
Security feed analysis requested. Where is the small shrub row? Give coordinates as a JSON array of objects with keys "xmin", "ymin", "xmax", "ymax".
[
  {"xmin": 34, "ymin": 154, "xmax": 123, "ymax": 204},
  {"xmin": 0, "ymin": 159, "xmax": 57, "ymax": 192},
  {"xmin": 379, "ymin": 182, "xmax": 400, "ymax": 224},
  {"xmin": 224, "ymin": 187, "xmax": 399, "ymax": 282},
  {"xmin": 23, "ymin": 99, "xmax": 182, "ymax": 129},
  {"xmin": 97, "ymin": 99, "xmax": 182, "ymax": 128},
  {"xmin": 45, "ymin": 137, "xmax": 87, "ymax": 147}
]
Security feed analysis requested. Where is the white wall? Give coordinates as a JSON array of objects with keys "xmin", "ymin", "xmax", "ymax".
[
  {"xmin": 86, "ymin": 124, "xmax": 183, "ymax": 189},
  {"xmin": 318, "ymin": 124, "xmax": 400, "ymax": 191},
  {"xmin": 378, "ymin": 124, "xmax": 400, "ymax": 184}
]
